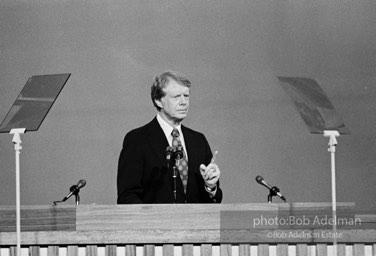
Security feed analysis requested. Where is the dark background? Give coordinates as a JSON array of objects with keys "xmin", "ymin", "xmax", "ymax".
[{"xmin": 0, "ymin": 0, "xmax": 375, "ymax": 210}]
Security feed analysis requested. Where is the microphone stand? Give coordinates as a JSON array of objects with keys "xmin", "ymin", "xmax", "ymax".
[
  {"xmin": 70, "ymin": 185, "xmax": 81, "ymax": 205},
  {"xmin": 53, "ymin": 185, "xmax": 83, "ymax": 205},
  {"xmin": 173, "ymin": 165, "xmax": 177, "ymax": 203},
  {"xmin": 75, "ymin": 193, "xmax": 80, "ymax": 205},
  {"xmin": 172, "ymin": 156, "xmax": 181, "ymax": 203},
  {"xmin": 267, "ymin": 186, "xmax": 281, "ymax": 203}
]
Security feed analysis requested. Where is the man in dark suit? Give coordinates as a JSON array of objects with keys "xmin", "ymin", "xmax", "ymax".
[{"xmin": 117, "ymin": 71, "xmax": 222, "ymax": 204}]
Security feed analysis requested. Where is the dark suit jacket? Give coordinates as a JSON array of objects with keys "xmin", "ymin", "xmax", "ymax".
[{"xmin": 117, "ymin": 117, "xmax": 223, "ymax": 204}]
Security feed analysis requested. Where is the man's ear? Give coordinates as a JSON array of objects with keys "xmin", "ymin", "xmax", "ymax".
[{"xmin": 155, "ymin": 98, "xmax": 163, "ymax": 109}]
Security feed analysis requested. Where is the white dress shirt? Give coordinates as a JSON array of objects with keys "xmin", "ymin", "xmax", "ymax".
[{"xmin": 156, "ymin": 113, "xmax": 188, "ymax": 159}]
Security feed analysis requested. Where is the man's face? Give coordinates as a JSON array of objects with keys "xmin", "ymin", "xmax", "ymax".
[{"xmin": 156, "ymin": 79, "xmax": 190, "ymax": 126}]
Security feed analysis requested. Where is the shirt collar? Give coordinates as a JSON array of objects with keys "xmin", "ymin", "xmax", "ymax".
[
  {"xmin": 156, "ymin": 113, "xmax": 182, "ymax": 139},
  {"xmin": 156, "ymin": 113, "xmax": 187, "ymax": 159}
]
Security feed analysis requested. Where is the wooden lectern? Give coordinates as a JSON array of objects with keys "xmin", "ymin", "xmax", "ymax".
[{"xmin": 0, "ymin": 203, "xmax": 375, "ymax": 256}]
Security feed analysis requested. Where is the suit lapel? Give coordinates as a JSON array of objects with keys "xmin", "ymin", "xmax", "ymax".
[
  {"xmin": 146, "ymin": 117, "xmax": 169, "ymax": 165},
  {"xmin": 182, "ymin": 125, "xmax": 194, "ymax": 161}
]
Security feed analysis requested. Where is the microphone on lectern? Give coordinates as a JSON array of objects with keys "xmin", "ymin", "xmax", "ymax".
[
  {"xmin": 174, "ymin": 146, "xmax": 184, "ymax": 160},
  {"xmin": 255, "ymin": 175, "xmax": 286, "ymax": 202},
  {"xmin": 165, "ymin": 146, "xmax": 174, "ymax": 168},
  {"xmin": 53, "ymin": 179, "xmax": 86, "ymax": 205},
  {"xmin": 63, "ymin": 179, "xmax": 86, "ymax": 201}
]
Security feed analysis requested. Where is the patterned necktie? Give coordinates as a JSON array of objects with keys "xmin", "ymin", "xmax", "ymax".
[{"xmin": 171, "ymin": 128, "xmax": 188, "ymax": 193}]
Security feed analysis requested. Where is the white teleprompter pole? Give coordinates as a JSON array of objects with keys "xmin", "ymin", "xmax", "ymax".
[
  {"xmin": 323, "ymin": 130, "xmax": 340, "ymax": 256},
  {"xmin": 10, "ymin": 128, "xmax": 26, "ymax": 256}
]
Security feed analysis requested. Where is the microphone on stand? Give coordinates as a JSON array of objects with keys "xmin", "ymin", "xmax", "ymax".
[
  {"xmin": 63, "ymin": 179, "xmax": 86, "ymax": 201},
  {"xmin": 174, "ymin": 146, "xmax": 183, "ymax": 161},
  {"xmin": 53, "ymin": 179, "xmax": 86, "ymax": 205},
  {"xmin": 165, "ymin": 146, "xmax": 174, "ymax": 168},
  {"xmin": 255, "ymin": 175, "xmax": 286, "ymax": 202}
]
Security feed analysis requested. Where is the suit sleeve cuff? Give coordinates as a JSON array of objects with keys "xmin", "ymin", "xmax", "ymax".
[{"xmin": 204, "ymin": 185, "xmax": 217, "ymax": 197}]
